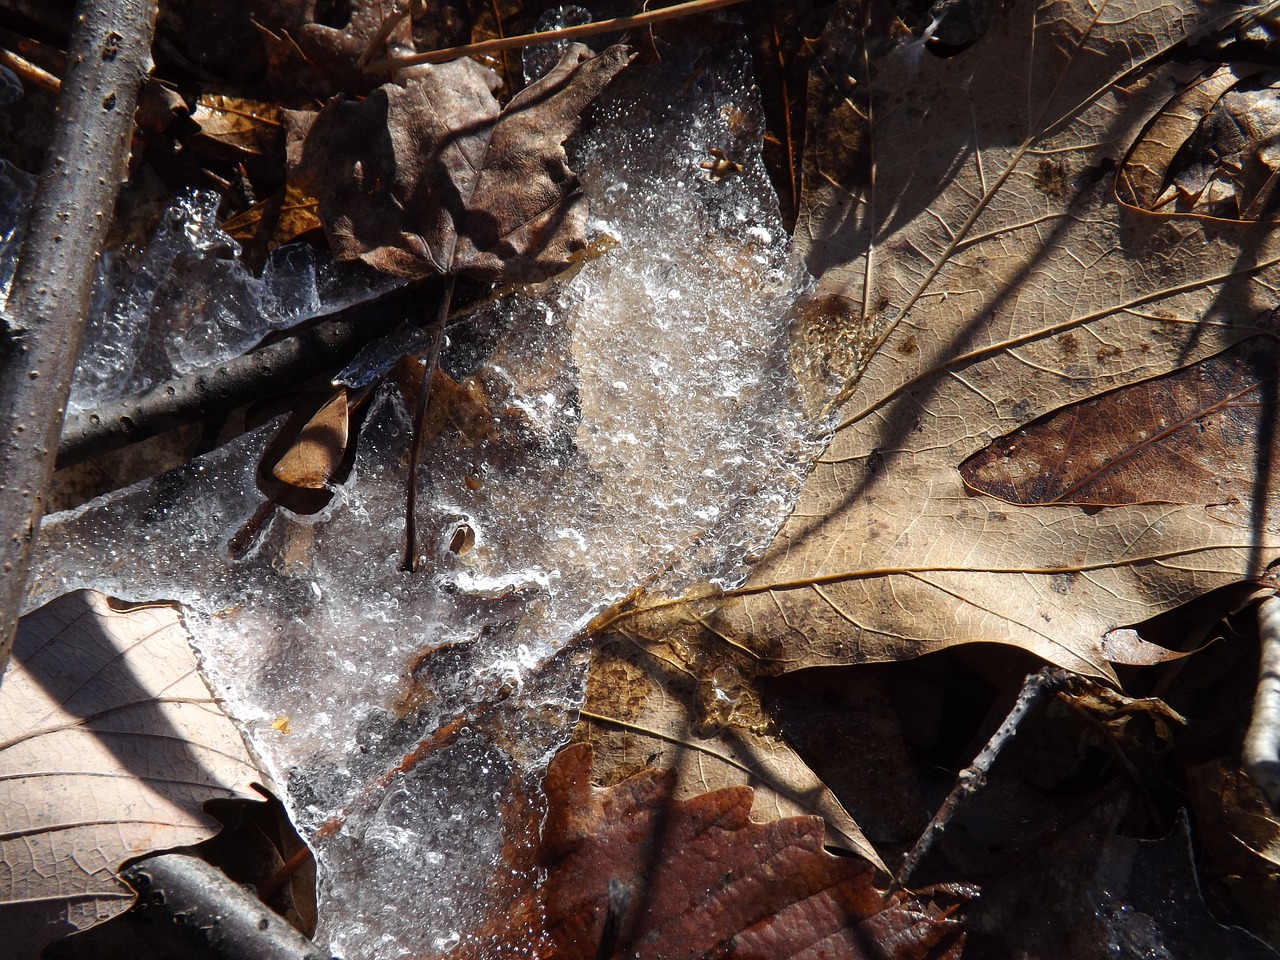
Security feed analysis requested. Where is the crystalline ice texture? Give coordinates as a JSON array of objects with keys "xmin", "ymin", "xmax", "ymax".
[
  {"xmin": 68, "ymin": 191, "xmax": 398, "ymax": 411},
  {"xmin": 522, "ymin": 6, "xmax": 594, "ymax": 84},
  {"xmin": 30, "ymin": 37, "xmax": 821, "ymax": 960},
  {"xmin": 0, "ymin": 158, "xmax": 35, "ymax": 307}
]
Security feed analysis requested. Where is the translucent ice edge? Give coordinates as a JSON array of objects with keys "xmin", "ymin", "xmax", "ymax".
[
  {"xmin": 30, "ymin": 38, "xmax": 823, "ymax": 960},
  {"xmin": 69, "ymin": 190, "xmax": 400, "ymax": 411}
]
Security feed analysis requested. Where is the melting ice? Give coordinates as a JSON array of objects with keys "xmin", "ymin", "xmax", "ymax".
[{"xmin": 29, "ymin": 37, "xmax": 822, "ymax": 959}]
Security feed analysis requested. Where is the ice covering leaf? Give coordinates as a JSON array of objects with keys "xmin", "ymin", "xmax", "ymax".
[
  {"xmin": 459, "ymin": 742, "xmax": 968, "ymax": 960},
  {"xmin": 297, "ymin": 44, "xmax": 633, "ymax": 282},
  {"xmin": 646, "ymin": 0, "xmax": 1280, "ymax": 680},
  {"xmin": 0, "ymin": 591, "xmax": 263, "ymax": 956}
]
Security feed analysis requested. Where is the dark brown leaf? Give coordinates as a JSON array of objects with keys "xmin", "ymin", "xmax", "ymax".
[
  {"xmin": 959, "ymin": 337, "xmax": 1279, "ymax": 513},
  {"xmin": 296, "ymin": 43, "xmax": 633, "ymax": 282}
]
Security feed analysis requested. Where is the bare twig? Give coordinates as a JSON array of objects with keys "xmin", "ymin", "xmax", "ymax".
[
  {"xmin": 0, "ymin": 0, "xmax": 157, "ymax": 680},
  {"xmin": 895, "ymin": 666, "xmax": 1072, "ymax": 888},
  {"xmin": 0, "ymin": 46, "xmax": 61, "ymax": 95},
  {"xmin": 363, "ymin": 0, "xmax": 748, "ymax": 71},
  {"xmin": 120, "ymin": 853, "xmax": 325, "ymax": 960},
  {"xmin": 55, "ymin": 287, "xmax": 424, "ymax": 470},
  {"xmin": 1245, "ymin": 593, "xmax": 1280, "ymax": 808}
]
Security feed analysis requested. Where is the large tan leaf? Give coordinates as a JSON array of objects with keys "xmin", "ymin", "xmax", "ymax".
[
  {"xmin": 666, "ymin": 0, "xmax": 1280, "ymax": 680},
  {"xmin": 0, "ymin": 591, "xmax": 264, "ymax": 955}
]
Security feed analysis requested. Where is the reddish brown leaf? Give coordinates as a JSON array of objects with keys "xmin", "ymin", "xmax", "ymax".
[
  {"xmin": 960, "ymin": 337, "xmax": 1279, "ymax": 512},
  {"xmin": 296, "ymin": 44, "xmax": 633, "ymax": 282},
  {"xmin": 463, "ymin": 742, "xmax": 969, "ymax": 960}
]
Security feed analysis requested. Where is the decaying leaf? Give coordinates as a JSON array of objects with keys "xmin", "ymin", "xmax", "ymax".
[
  {"xmin": 1118, "ymin": 64, "xmax": 1280, "ymax": 222},
  {"xmin": 0, "ymin": 591, "xmax": 264, "ymax": 956},
  {"xmin": 220, "ymin": 180, "xmax": 322, "ymax": 254},
  {"xmin": 960, "ymin": 336, "xmax": 1279, "ymax": 510},
  {"xmin": 189, "ymin": 94, "xmax": 285, "ymax": 164},
  {"xmin": 296, "ymin": 43, "xmax": 633, "ymax": 282},
  {"xmin": 1189, "ymin": 760, "xmax": 1280, "ymax": 950},
  {"xmin": 460, "ymin": 742, "xmax": 969, "ymax": 960},
  {"xmin": 630, "ymin": 0, "xmax": 1280, "ymax": 681}
]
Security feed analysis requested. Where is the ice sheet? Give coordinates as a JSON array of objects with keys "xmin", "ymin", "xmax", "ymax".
[
  {"xmin": 30, "ymin": 36, "xmax": 823, "ymax": 959},
  {"xmin": 69, "ymin": 191, "xmax": 399, "ymax": 411}
]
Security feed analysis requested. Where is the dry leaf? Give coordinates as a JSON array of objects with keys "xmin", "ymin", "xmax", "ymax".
[
  {"xmin": 1118, "ymin": 64, "xmax": 1280, "ymax": 222},
  {"xmin": 959, "ymin": 336, "xmax": 1278, "ymax": 508},
  {"xmin": 270, "ymin": 386, "xmax": 351, "ymax": 490},
  {"xmin": 0, "ymin": 591, "xmax": 263, "ymax": 956},
  {"xmin": 296, "ymin": 44, "xmax": 633, "ymax": 282},
  {"xmin": 220, "ymin": 180, "xmax": 322, "ymax": 254},
  {"xmin": 189, "ymin": 94, "xmax": 285, "ymax": 164},
  {"xmin": 1189, "ymin": 760, "xmax": 1280, "ymax": 949},
  {"xmin": 460, "ymin": 742, "xmax": 969, "ymax": 960},
  {"xmin": 654, "ymin": 0, "xmax": 1280, "ymax": 681}
]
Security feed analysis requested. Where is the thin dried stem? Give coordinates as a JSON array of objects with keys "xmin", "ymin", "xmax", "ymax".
[
  {"xmin": 363, "ymin": 0, "xmax": 748, "ymax": 72},
  {"xmin": 0, "ymin": 46, "xmax": 60, "ymax": 95},
  {"xmin": 895, "ymin": 666, "xmax": 1072, "ymax": 888},
  {"xmin": 402, "ymin": 277, "xmax": 454, "ymax": 573}
]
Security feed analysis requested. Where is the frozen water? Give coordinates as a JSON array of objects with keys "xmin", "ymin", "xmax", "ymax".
[
  {"xmin": 68, "ymin": 191, "xmax": 399, "ymax": 411},
  {"xmin": 522, "ymin": 6, "xmax": 594, "ymax": 85},
  {"xmin": 0, "ymin": 158, "xmax": 34, "ymax": 308},
  {"xmin": 30, "ymin": 36, "xmax": 823, "ymax": 960}
]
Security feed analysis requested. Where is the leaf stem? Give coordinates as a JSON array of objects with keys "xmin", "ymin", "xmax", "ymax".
[
  {"xmin": 402, "ymin": 277, "xmax": 454, "ymax": 573},
  {"xmin": 363, "ymin": 0, "xmax": 748, "ymax": 72}
]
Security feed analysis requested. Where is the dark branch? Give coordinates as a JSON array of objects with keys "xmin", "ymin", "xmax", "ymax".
[
  {"xmin": 56, "ymin": 286, "xmax": 429, "ymax": 469},
  {"xmin": 120, "ymin": 853, "xmax": 329, "ymax": 960}
]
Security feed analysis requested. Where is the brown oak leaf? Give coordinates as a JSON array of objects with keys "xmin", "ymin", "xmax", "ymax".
[
  {"xmin": 296, "ymin": 44, "xmax": 633, "ymax": 283},
  {"xmin": 461, "ymin": 742, "xmax": 969, "ymax": 960}
]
